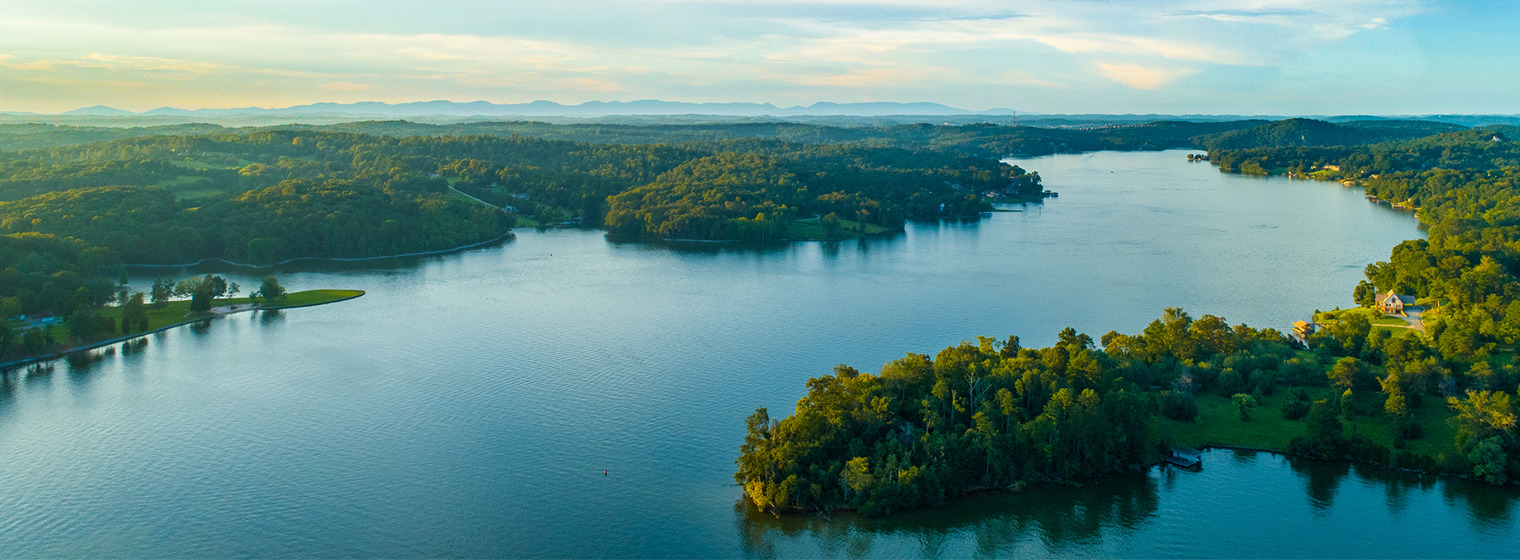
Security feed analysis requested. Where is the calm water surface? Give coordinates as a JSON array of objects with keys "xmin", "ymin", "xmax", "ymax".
[{"xmin": 4, "ymin": 150, "xmax": 1511, "ymax": 558}]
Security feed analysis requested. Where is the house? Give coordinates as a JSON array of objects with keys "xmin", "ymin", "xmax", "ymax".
[
  {"xmin": 1292, "ymin": 320, "xmax": 1317, "ymax": 339},
  {"xmin": 1376, "ymin": 292, "xmax": 1416, "ymax": 315}
]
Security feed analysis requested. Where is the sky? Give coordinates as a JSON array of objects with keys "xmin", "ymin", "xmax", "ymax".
[{"xmin": 1, "ymin": 0, "xmax": 1516, "ymax": 115}]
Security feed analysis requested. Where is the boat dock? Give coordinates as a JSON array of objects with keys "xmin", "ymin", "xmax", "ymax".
[{"xmin": 1166, "ymin": 448, "xmax": 1203, "ymax": 469}]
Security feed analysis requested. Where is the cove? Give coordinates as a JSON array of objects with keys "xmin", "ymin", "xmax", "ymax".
[{"xmin": 0, "ymin": 150, "xmax": 1474, "ymax": 558}]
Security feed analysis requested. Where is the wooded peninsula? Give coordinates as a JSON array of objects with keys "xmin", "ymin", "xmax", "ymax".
[{"xmin": 734, "ymin": 120, "xmax": 1520, "ymax": 516}]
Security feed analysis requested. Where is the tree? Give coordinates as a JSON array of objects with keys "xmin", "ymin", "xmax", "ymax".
[
  {"xmin": 65, "ymin": 309, "xmax": 106, "ymax": 342},
  {"xmin": 120, "ymin": 292, "xmax": 148, "ymax": 333},
  {"xmin": 1447, "ymin": 389, "xmax": 1515, "ymax": 452},
  {"xmin": 150, "ymin": 278, "xmax": 173, "ymax": 308},
  {"xmin": 254, "ymin": 275, "xmax": 286, "ymax": 305},
  {"xmin": 1291, "ymin": 400, "xmax": 1347, "ymax": 459},
  {"xmin": 1354, "ymin": 280, "xmax": 1377, "ymax": 307},
  {"xmin": 842, "ymin": 457, "xmax": 873, "ymax": 504},
  {"xmin": 1232, "ymin": 393, "xmax": 1258, "ymax": 421},
  {"xmin": 1329, "ymin": 357, "xmax": 1360, "ymax": 390}
]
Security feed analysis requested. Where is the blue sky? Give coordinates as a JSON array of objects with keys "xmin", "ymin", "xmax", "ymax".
[{"xmin": 1, "ymin": 0, "xmax": 1515, "ymax": 114}]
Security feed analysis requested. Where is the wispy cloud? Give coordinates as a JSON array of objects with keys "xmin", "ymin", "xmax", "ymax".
[
  {"xmin": 0, "ymin": 0, "xmax": 1491, "ymax": 114},
  {"xmin": 1095, "ymin": 62, "xmax": 1198, "ymax": 90}
]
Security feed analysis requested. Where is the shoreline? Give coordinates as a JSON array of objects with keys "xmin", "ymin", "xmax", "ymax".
[{"xmin": 0, "ymin": 290, "xmax": 365, "ymax": 371}]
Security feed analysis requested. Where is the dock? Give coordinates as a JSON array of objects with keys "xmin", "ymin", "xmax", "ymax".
[{"xmin": 1165, "ymin": 448, "xmax": 1203, "ymax": 469}]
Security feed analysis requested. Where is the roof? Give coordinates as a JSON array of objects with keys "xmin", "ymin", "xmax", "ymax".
[{"xmin": 1376, "ymin": 292, "xmax": 1415, "ymax": 305}]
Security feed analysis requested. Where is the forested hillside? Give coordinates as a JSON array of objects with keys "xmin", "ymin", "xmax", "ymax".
[
  {"xmin": 1194, "ymin": 118, "xmax": 1464, "ymax": 151},
  {"xmin": 0, "ymin": 130, "xmax": 1035, "ymax": 260}
]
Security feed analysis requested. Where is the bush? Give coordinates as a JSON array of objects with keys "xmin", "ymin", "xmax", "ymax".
[
  {"xmin": 1162, "ymin": 390, "xmax": 1199, "ymax": 421},
  {"xmin": 1282, "ymin": 399, "xmax": 1311, "ymax": 420}
]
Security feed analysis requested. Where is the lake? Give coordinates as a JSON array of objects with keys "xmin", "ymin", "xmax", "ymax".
[{"xmin": 4, "ymin": 149, "xmax": 1510, "ymax": 558}]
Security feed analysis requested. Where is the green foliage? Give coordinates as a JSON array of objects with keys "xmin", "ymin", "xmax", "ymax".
[
  {"xmin": 1290, "ymin": 400, "xmax": 1348, "ymax": 459},
  {"xmin": 1232, "ymin": 393, "xmax": 1258, "ymax": 421},
  {"xmin": 254, "ymin": 275, "xmax": 287, "ymax": 304},
  {"xmin": 1196, "ymin": 118, "xmax": 1462, "ymax": 152},
  {"xmin": 1162, "ymin": 390, "xmax": 1199, "ymax": 421},
  {"xmin": 0, "ymin": 232, "xmax": 120, "ymax": 320},
  {"xmin": 736, "ymin": 309, "xmax": 1297, "ymax": 515}
]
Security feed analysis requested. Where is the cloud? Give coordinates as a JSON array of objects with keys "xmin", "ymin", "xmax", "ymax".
[
  {"xmin": 0, "ymin": 0, "xmax": 1458, "ymax": 112},
  {"xmin": 1095, "ymin": 62, "xmax": 1197, "ymax": 90},
  {"xmin": 319, "ymin": 81, "xmax": 374, "ymax": 92}
]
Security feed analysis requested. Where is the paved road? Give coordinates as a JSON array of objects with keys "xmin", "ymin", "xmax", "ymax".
[{"xmin": 1402, "ymin": 305, "xmax": 1427, "ymax": 334}]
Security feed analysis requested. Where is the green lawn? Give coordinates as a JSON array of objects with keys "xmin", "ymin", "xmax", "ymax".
[
  {"xmin": 168, "ymin": 159, "xmax": 229, "ymax": 171},
  {"xmin": 259, "ymin": 289, "xmax": 365, "ymax": 309},
  {"xmin": 1162, "ymin": 389, "xmax": 1457, "ymax": 459},
  {"xmin": 174, "ymin": 188, "xmax": 228, "ymax": 202},
  {"xmin": 1315, "ymin": 306, "xmax": 1408, "ymax": 326},
  {"xmin": 786, "ymin": 217, "xmax": 890, "ymax": 240},
  {"xmin": 152, "ymin": 174, "xmax": 213, "ymax": 189}
]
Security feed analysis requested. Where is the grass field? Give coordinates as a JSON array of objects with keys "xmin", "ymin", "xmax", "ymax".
[
  {"xmin": 1162, "ymin": 388, "xmax": 1457, "ymax": 459},
  {"xmin": 1315, "ymin": 306, "xmax": 1409, "ymax": 326},
  {"xmin": 786, "ymin": 217, "xmax": 890, "ymax": 239},
  {"xmin": 259, "ymin": 289, "xmax": 365, "ymax": 309}
]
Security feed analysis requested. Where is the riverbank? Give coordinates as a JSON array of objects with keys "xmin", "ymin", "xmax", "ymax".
[{"xmin": 0, "ymin": 289, "xmax": 364, "ymax": 371}]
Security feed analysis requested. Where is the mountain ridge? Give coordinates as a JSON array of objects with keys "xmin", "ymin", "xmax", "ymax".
[{"xmin": 62, "ymin": 99, "xmax": 1016, "ymax": 118}]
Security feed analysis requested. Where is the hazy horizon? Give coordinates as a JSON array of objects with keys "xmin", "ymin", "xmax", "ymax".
[{"xmin": 3, "ymin": 1, "xmax": 1517, "ymax": 115}]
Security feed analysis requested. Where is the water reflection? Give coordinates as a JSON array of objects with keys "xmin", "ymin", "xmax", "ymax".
[
  {"xmin": 735, "ymin": 473, "xmax": 1160, "ymax": 558},
  {"xmin": 735, "ymin": 451, "xmax": 1520, "ymax": 558},
  {"xmin": 1295, "ymin": 456, "xmax": 1351, "ymax": 513},
  {"xmin": 188, "ymin": 318, "xmax": 216, "ymax": 335}
]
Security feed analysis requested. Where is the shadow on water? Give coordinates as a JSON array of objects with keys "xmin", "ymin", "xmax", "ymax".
[
  {"xmin": 735, "ymin": 472, "xmax": 1160, "ymax": 559},
  {"xmin": 1290, "ymin": 456, "xmax": 1351, "ymax": 513},
  {"xmin": 1285, "ymin": 453, "xmax": 1520, "ymax": 528},
  {"xmin": 259, "ymin": 309, "xmax": 284, "ymax": 324},
  {"xmin": 608, "ymin": 229, "xmax": 909, "ymax": 258},
  {"xmin": 66, "ymin": 348, "xmax": 110, "ymax": 384},
  {"xmin": 188, "ymin": 318, "xmax": 216, "ymax": 335}
]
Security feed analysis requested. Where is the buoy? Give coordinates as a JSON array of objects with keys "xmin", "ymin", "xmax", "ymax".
[{"xmin": 603, "ymin": 470, "xmax": 607, "ymax": 476}]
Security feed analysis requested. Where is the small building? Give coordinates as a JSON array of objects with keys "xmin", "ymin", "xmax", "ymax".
[
  {"xmin": 1376, "ymin": 292, "xmax": 1416, "ymax": 316},
  {"xmin": 1166, "ymin": 448, "xmax": 1203, "ymax": 469},
  {"xmin": 1292, "ymin": 320, "xmax": 1317, "ymax": 339}
]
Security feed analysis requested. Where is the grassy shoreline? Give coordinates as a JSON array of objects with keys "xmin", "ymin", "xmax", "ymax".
[{"xmin": 1, "ymin": 289, "xmax": 364, "ymax": 369}]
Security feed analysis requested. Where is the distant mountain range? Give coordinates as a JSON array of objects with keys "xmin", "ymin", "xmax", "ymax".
[
  {"xmin": 4, "ymin": 101, "xmax": 1516, "ymax": 129},
  {"xmin": 50, "ymin": 100, "xmax": 1017, "ymax": 118}
]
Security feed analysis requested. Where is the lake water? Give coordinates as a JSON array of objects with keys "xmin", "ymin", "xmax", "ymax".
[{"xmin": 4, "ymin": 150, "xmax": 1509, "ymax": 558}]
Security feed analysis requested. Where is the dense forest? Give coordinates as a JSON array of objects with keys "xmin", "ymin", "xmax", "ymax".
[
  {"xmin": 1194, "ymin": 118, "xmax": 1465, "ymax": 151},
  {"xmin": 736, "ymin": 311, "xmax": 1308, "ymax": 515},
  {"xmin": 0, "ymin": 129, "xmax": 1037, "ymax": 262},
  {"xmin": 737, "ymin": 123, "xmax": 1520, "ymax": 516}
]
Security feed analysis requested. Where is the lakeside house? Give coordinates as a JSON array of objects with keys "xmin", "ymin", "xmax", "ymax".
[{"xmin": 1376, "ymin": 292, "xmax": 1416, "ymax": 315}]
